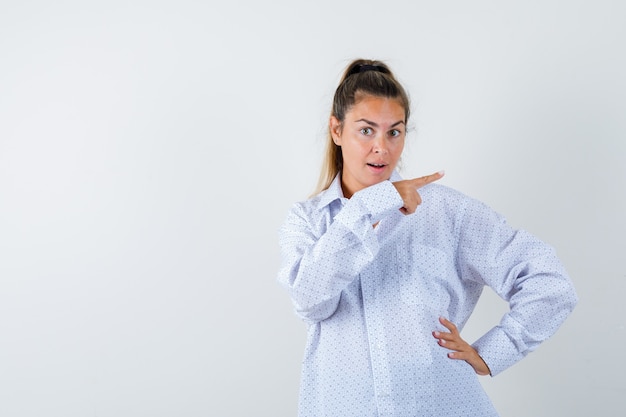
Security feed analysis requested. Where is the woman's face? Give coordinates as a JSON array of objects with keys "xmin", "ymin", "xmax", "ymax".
[{"xmin": 330, "ymin": 95, "xmax": 406, "ymax": 198}]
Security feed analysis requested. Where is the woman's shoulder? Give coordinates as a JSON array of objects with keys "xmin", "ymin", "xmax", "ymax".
[
  {"xmin": 421, "ymin": 182, "xmax": 472, "ymax": 206},
  {"xmin": 420, "ymin": 183, "xmax": 500, "ymax": 220}
]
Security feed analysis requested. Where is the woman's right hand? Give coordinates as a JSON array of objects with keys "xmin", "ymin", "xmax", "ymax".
[{"xmin": 392, "ymin": 171, "xmax": 444, "ymax": 215}]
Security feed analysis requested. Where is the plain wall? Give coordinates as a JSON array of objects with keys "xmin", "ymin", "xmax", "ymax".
[{"xmin": 0, "ymin": 1, "xmax": 624, "ymax": 416}]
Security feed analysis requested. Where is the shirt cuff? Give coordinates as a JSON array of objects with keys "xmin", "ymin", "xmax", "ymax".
[
  {"xmin": 334, "ymin": 180, "xmax": 403, "ymax": 227},
  {"xmin": 349, "ymin": 180, "xmax": 403, "ymax": 222},
  {"xmin": 472, "ymin": 326, "xmax": 526, "ymax": 377},
  {"xmin": 331, "ymin": 180, "xmax": 403, "ymax": 254},
  {"xmin": 360, "ymin": 180, "xmax": 404, "ymax": 222}
]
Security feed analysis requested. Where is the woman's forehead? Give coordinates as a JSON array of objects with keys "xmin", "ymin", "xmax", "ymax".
[{"xmin": 347, "ymin": 95, "xmax": 406, "ymax": 123}]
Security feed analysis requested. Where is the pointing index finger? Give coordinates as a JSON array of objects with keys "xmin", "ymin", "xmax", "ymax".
[{"xmin": 408, "ymin": 170, "xmax": 445, "ymax": 188}]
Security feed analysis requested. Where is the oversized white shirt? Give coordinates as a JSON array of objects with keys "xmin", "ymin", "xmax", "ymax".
[{"xmin": 278, "ymin": 172, "xmax": 577, "ymax": 417}]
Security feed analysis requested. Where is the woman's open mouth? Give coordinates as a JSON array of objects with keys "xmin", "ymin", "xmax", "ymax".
[{"xmin": 367, "ymin": 163, "xmax": 387, "ymax": 173}]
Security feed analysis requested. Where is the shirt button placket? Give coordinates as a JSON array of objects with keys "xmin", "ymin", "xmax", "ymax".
[{"xmin": 362, "ymin": 272, "xmax": 394, "ymax": 416}]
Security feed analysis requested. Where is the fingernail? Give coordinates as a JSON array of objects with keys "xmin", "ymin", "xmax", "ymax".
[
  {"xmin": 438, "ymin": 170, "xmax": 445, "ymax": 176},
  {"xmin": 448, "ymin": 352, "xmax": 454, "ymax": 358},
  {"xmin": 433, "ymin": 331, "xmax": 440, "ymax": 337}
]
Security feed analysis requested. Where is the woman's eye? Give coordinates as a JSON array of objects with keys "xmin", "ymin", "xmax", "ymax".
[
  {"xmin": 390, "ymin": 129, "xmax": 401, "ymax": 137},
  {"xmin": 360, "ymin": 127, "xmax": 373, "ymax": 135}
]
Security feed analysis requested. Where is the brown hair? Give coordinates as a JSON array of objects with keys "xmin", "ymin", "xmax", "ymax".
[{"xmin": 314, "ymin": 59, "xmax": 410, "ymax": 194}]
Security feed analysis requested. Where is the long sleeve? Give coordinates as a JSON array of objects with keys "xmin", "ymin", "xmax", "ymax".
[
  {"xmin": 277, "ymin": 180, "xmax": 403, "ymax": 323},
  {"xmin": 456, "ymin": 197, "xmax": 578, "ymax": 376}
]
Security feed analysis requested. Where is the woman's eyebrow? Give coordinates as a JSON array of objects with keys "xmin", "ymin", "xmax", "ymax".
[{"xmin": 354, "ymin": 119, "xmax": 406, "ymax": 127}]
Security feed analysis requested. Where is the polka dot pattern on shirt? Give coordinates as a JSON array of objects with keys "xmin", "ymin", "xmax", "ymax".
[{"xmin": 278, "ymin": 172, "xmax": 577, "ymax": 417}]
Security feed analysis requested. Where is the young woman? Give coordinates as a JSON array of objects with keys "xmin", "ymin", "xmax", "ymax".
[{"xmin": 277, "ymin": 59, "xmax": 577, "ymax": 417}]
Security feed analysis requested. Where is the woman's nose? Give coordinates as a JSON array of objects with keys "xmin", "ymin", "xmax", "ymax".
[{"xmin": 373, "ymin": 137, "xmax": 388, "ymax": 154}]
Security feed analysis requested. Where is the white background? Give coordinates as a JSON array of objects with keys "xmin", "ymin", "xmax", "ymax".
[{"xmin": 1, "ymin": 1, "xmax": 624, "ymax": 416}]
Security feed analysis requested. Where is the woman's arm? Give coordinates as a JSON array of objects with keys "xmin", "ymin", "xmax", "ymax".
[
  {"xmin": 455, "ymin": 198, "xmax": 578, "ymax": 376},
  {"xmin": 277, "ymin": 180, "xmax": 403, "ymax": 324}
]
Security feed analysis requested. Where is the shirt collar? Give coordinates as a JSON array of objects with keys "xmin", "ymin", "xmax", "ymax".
[
  {"xmin": 317, "ymin": 174, "xmax": 345, "ymax": 209},
  {"xmin": 316, "ymin": 170, "xmax": 403, "ymax": 210}
]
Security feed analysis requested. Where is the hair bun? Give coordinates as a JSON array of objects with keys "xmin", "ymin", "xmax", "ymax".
[{"xmin": 347, "ymin": 64, "xmax": 388, "ymax": 77}]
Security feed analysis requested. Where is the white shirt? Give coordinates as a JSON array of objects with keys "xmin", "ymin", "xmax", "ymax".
[{"xmin": 278, "ymin": 172, "xmax": 577, "ymax": 417}]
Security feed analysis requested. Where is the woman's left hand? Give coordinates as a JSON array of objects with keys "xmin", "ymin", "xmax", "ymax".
[{"xmin": 432, "ymin": 317, "xmax": 491, "ymax": 376}]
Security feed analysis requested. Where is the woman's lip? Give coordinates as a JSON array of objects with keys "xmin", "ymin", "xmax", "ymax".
[{"xmin": 367, "ymin": 163, "xmax": 388, "ymax": 173}]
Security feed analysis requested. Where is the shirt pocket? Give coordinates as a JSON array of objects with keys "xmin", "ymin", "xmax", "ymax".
[{"xmin": 395, "ymin": 244, "xmax": 453, "ymax": 311}]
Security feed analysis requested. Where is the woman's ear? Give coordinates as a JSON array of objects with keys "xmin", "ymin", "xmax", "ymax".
[{"xmin": 329, "ymin": 116, "xmax": 342, "ymax": 145}]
